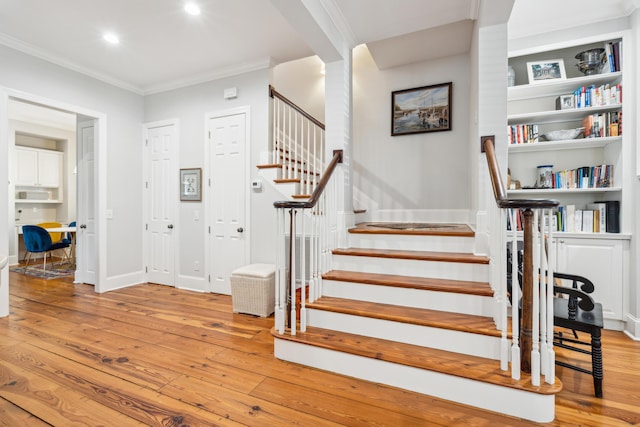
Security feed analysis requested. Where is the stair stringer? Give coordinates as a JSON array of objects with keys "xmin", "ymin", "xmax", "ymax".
[{"xmin": 274, "ymin": 338, "xmax": 555, "ymax": 423}]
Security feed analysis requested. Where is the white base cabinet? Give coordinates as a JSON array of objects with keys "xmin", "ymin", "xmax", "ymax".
[{"xmin": 554, "ymin": 235, "xmax": 628, "ymax": 330}]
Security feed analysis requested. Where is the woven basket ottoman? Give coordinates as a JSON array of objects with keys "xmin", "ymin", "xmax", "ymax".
[{"xmin": 230, "ymin": 263, "xmax": 275, "ymax": 317}]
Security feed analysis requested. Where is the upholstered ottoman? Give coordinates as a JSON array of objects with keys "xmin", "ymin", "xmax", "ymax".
[{"xmin": 230, "ymin": 263, "xmax": 276, "ymax": 317}]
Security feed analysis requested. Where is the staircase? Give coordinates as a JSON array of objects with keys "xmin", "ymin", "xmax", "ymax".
[{"xmin": 272, "ymin": 223, "xmax": 561, "ymax": 422}]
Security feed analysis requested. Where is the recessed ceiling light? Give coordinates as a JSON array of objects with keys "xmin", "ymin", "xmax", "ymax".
[
  {"xmin": 103, "ymin": 33, "xmax": 120, "ymax": 45},
  {"xmin": 184, "ymin": 3, "xmax": 201, "ymax": 15}
]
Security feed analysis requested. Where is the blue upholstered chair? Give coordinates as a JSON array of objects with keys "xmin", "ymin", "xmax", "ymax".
[{"xmin": 22, "ymin": 225, "xmax": 71, "ymax": 272}]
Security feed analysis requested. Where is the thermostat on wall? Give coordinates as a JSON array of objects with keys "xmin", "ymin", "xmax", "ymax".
[{"xmin": 224, "ymin": 87, "xmax": 237, "ymax": 99}]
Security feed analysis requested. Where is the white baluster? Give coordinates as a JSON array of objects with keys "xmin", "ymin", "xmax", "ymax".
[
  {"xmin": 510, "ymin": 210, "xmax": 521, "ymax": 380},
  {"xmin": 531, "ymin": 210, "xmax": 541, "ymax": 386}
]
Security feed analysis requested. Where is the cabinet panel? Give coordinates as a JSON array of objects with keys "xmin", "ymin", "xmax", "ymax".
[
  {"xmin": 14, "ymin": 146, "xmax": 62, "ymax": 188},
  {"xmin": 38, "ymin": 150, "xmax": 62, "ymax": 187},
  {"xmin": 556, "ymin": 238, "xmax": 623, "ymax": 322},
  {"xmin": 15, "ymin": 147, "xmax": 39, "ymax": 186}
]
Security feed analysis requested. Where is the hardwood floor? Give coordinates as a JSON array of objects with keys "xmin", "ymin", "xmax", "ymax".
[{"xmin": 1, "ymin": 272, "xmax": 639, "ymax": 426}]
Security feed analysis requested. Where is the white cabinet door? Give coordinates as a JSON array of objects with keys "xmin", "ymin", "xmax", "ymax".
[
  {"xmin": 15, "ymin": 147, "xmax": 39, "ymax": 186},
  {"xmin": 14, "ymin": 147, "xmax": 62, "ymax": 187},
  {"xmin": 556, "ymin": 237, "xmax": 624, "ymax": 323},
  {"xmin": 38, "ymin": 150, "xmax": 62, "ymax": 187}
]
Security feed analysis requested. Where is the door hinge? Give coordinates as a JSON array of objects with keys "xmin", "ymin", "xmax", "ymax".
[
  {"xmin": 208, "ymin": 178, "xmax": 211, "ymax": 186},
  {"xmin": 208, "ymin": 226, "xmax": 211, "ymax": 234},
  {"xmin": 208, "ymin": 131, "xmax": 211, "ymax": 139},
  {"xmin": 208, "ymin": 274, "xmax": 211, "ymax": 283},
  {"xmin": 145, "ymin": 224, "xmax": 148, "ymax": 231},
  {"xmin": 145, "ymin": 139, "xmax": 148, "ymax": 146},
  {"xmin": 145, "ymin": 181, "xmax": 148, "ymax": 189},
  {"xmin": 145, "ymin": 266, "xmax": 148, "ymax": 273}
]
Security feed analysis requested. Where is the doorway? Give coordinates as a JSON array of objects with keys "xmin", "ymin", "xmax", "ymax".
[
  {"xmin": 1, "ymin": 89, "xmax": 106, "ymax": 313},
  {"xmin": 143, "ymin": 120, "xmax": 178, "ymax": 287},
  {"xmin": 206, "ymin": 107, "xmax": 250, "ymax": 294}
]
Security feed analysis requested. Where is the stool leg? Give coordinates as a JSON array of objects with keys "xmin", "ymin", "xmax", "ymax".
[{"xmin": 591, "ymin": 328, "xmax": 603, "ymax": 398}]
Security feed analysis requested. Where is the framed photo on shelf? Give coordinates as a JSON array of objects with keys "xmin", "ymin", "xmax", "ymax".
[
  {"xmin": 526, "ymin": 59, "xmax": 566, "ymax": 84},
  {"xmin": 556, "ymin": 94, "xmax": 575, "ymax": 110},
  {"xmin": 391, "ymin": 82, "xmax": 451, "ymax": 136},
  {"xmin": 180, "ymin": 168, "xmax": 202, "ymax": 201}
]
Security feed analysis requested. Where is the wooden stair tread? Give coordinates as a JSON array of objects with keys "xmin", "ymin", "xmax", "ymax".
[
  {"xmin": 274, "ymin": 178, "xmax": 300, "ymax": 184},
  {"xmin": 292, "ymin": 194, "xmax": 310, "ymax": 199},
  {"xmin": 350, "ymin": 222, "xmax": 475, "ymax": 237},
  {"xmin": 256, "ymin": 163, "xmax": 281, "ymax": 169},
  {"xmin": 333, "ymin": 247, "xmax": 489, "ymax": 264},
  {"xmin": 307, "ymin": 296, "xmax": 501, "ymax": 337},
  {"xmin": 272, "ymin": 326, "xmax": 560, "ymax": 395},
  {"xmin": 323, "ymin": 270, "xmax": 493, "ymax": 296}
]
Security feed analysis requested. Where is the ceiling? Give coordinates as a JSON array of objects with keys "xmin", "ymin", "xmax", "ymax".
[{"xmin": 0, "ymin": 0, "xmax": 635, "ymax": 96}]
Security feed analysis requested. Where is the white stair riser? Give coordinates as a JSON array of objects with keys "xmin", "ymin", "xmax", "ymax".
[
  {"xmin": 257, "ymin": 167, "xmax": 281, "ymax": 181},
  {"xmin": 332, "ymin": 255, "xmax": 489, "ymax": 282},
  {"xmin": 348, "ymin": 233, "xmax": 475, "ymax": 253},
  {"xmin": 274, "ymin": 338, "xmax": 555, "ymax": 424},
  {"xmin": 322, "ymin": 280, "xmax": 495, "ymax": 317},
  {"xmin": 307, "ymin": 309, "xmax": 501, "ymax": 360}
]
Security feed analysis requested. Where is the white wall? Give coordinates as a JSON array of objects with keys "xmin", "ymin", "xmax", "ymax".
[
  {"xmin": 352, "ymin": 46, "xmax": 471, "ymax": 216},
  {"xmin": 273, "ymin": 55, "xmax": 326, "ymax": 123},
  {"xmin": 144, "ymin": 69, "xmax": 276, "ymax": 291},
  {"xmin": 0, "ymin": 44, "xmax": 145, "ymax": 281}
]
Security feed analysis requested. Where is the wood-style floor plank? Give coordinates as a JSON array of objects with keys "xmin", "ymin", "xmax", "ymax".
[{"xmin": 2, "ymin": 271, "xmax": 639, "ymax": 426}]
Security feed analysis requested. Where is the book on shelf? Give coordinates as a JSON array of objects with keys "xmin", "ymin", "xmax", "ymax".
[
  {"xmin": 587, "ymin": 203, "xmax": 607, "ymax": 233},
  {"xmin": 594, "ymin": 200, "xmax": 620, "ymax": 233},
  {"xmin": 602, "ymin": 41, "xmax": 622, "ymax": 73},
  {"xmin": 551, "ymin": 164, "xmax": 613, "ymax": 190},
  {"xmin": 508, "ymin": 124, "xmax": 538, "ymax": 145},
  {"xmin": 573, "ymin": 83, "xmax": 621, "ymax": 109}
]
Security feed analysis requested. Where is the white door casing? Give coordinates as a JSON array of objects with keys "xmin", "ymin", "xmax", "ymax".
[
  {"xmin": 144, "ymin": 121, "xmax": 178, "ymax": 286},
  {"xmin": 206, "ymin": 108, "xmax": 249, "ymax": 294},
  {"xmin": 76, "ymin": 119, "xmax": 97, "ymax": 285}
]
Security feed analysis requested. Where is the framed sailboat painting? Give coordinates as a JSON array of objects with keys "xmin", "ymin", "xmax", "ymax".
[{"xmin": 391, "ymin": 82, "xmax": 452, "ymax": 136}]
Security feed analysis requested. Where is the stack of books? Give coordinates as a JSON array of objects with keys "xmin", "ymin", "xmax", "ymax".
[
  {"xmin": 582, "ymin": 111, "xmax": 622, "ymax": 138},
  {"xmin": 507, "ymin": 201, "xmax": 620, "ymax": 233},
  {"xmin": 602, "ymin": 41, "xmax": 622, "ymax": 73},
  {"xmin": 551, "ymin": 164, "xmax": 613, "ymax": 189}
]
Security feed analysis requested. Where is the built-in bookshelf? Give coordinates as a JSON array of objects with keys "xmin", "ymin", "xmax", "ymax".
[{"xmin": 507, "ymin": 36, "xmax": 625, "ymax": 235}]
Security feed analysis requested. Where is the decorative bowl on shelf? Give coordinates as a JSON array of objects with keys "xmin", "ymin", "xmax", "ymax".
[
  {"xmin": 541, "ymin": 127, "xmax": 585, "ymax": 141},
  {"xmin": 575, "ymin": 48, "xmax": 605, "ymax": 75}
]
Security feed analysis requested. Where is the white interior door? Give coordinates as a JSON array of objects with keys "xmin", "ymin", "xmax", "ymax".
[
  {"xmin": 76, "ymin": 119, "xmax": 97, "ymax": 284},
  {"xmin": 208, "ymin": 111, "xmax": 247, "ymax": 294},
  {"xmin": 145, "ymin": 122, "xmax": 177, "ymax": 286}
]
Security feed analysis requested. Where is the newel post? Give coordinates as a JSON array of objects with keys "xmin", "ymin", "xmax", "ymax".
[{"xmin": 520, "ymin": 208, "xmax": 534, "ymax": 373}]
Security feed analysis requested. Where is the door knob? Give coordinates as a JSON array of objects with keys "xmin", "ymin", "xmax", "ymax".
[
  {"xmin": 80, "ymin": 224, "xmax": 87, "ymax": 229},
  {"xmin": 168, "ymin": 224, "xmax": 174, "ymax": 229},
  {"xmin": 237, "ymin": 227, "xmax": 244, "ymax": 233}
]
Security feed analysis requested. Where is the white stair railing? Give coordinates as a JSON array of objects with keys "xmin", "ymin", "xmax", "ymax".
[
  {"xmin": 274, "ymin": 151, "xmax": 342, "ymax": 335},
  {"xmin": 270, "ymin": 86, "xmax": 325, "ymax": 195},
  {"xmin": 484, "ymin": 137, "xmax": 559, "ymax": 386}
]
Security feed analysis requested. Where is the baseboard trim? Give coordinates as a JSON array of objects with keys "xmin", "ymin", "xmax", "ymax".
[
  {"xmin": 177, "ymin": 274, "xmax": 207, "ymax": 292},
  {"xmin": 101, "ymin": 271, "xmax": 145, "ymax": 293},
  {"xmin": 624, "ymin": 313, "xmax": 640, "ymax": 340}
]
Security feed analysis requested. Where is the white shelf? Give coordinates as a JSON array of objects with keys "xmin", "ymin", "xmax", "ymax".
[
  {"xmin": 508, "ymin": 103, "xmax": 622, "ymax": 125},
  {"xmin": 508, "ymin": 72, "xmax": 622, "ymax": 101},
  {"xmin": 15, "ymin": 199, "xmax": 62, "ymax": 204},
  {"xmin": 508, "ymin": 136, "xmax": 621, "ymax": 153},
  {"xmin": 507, "ymin": 231, "xmax": 631, "ymax": 240},
  {"xmin": 508, "ymin": 187, "xmax": 621, "ymax": 195}
]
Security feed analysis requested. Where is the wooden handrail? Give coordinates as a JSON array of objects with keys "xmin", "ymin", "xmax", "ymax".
[
  {"xmin": 274, "ymin": 150, "xmax": 343, "ymax": 209},
  {"xmin": 483, "ymin": 138, "xmax": 559, "ymax": 210},
  {"xmin": 484, "ymin": 136, "xmax": 558, "ymax": 376},
  {"xmin": 269, "ymin": 85, "xmax": 326, "ymax": 130}
]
